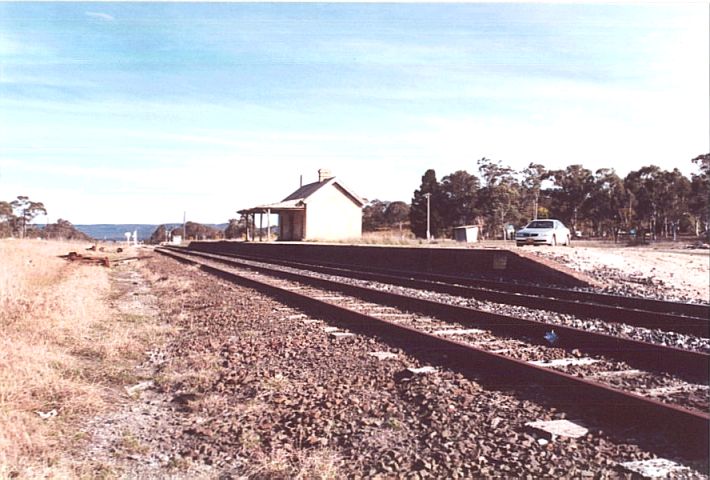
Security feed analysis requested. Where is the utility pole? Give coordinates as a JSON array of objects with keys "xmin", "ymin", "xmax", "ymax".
[
  {"xmin": 183, "ymin": 211, "xmax": 186, "ymax": 244},
  {"xmin": 424, "ymin": 193, "xmax": 432, "ymax": 241}
]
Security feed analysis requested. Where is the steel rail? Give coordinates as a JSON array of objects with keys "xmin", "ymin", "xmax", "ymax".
[
  {"xmin": 171, "ymin": 246, "xmax": 709, "ymax": 338},
  {"xmin": 157, "ymin": 247, "xmax": 710, "ymax": 457},
  {"xmin": 160, "ymin": 247, "xmax": 709, "ymax": 381},
  {"xmin": 184, "ymin": 244, "xmax": 710, "ymax": 319}
]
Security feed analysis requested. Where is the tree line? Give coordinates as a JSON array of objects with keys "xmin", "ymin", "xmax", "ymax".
[
  {"xmin": 0, "ymin": 196, "xmax": 91, "ymax": 240},
  {"xmin": 402, "ymin": 155, "xmax": 708, "ymax": 241},
  {"xmin": 0, "ymin": 196, "xmax": 47, "ymax": 238},
  {"xmin": 148, "ymin": 222, "xmax": 224, "ymax": 244}
]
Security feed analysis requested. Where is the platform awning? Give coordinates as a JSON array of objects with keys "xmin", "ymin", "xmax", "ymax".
[{"xmin": 238, "ymin": 200, "xmax": 305, "ymax": 215}]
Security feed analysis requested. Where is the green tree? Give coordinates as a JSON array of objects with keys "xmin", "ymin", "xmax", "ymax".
[
  {"xmin": 476, "ymin": 158, "xmax": 521, "ymax": 239},
  {"xmin": 10, "ymin": 196, "xmax": 47, "ymax": 239},
  {"xmin": 658, "ymin": 169, "xmax": 691, "ymax": 240},
  {"xmin": 587, "ymin": 169, "xmax": 627, "ymax": 239},
  {"xmin": 0, "ymin": 201, "xmax": 11, "ymax": 219},
  {"xmin": 692, "ymin": 153, "xmax": 710, "ymax": 175},
  {"xmin": 689, "ymin": 154, "xmax": 709, "ymax": 238},
  {"xmin": 224, "ymin": 218, "xmax": 246, "ymax": 239},
  {"xmin": 440, "ymin": 170, "xmax": 480, "ymax": 227},
  {"xmin": 149, "ymin": 225, "xmax": 169, "ymax": 244},
  {"xmin": 362, "ymin": 199, "xmax": 390, "ymax": 232},
  {"xmin": 410, "ymin": 169, "xmax": 445, "ymax": 239},
  {"xmin": 383, "ymin": 201, "xmax": 410, "ymax": 237},
  {"xmin": 43, "ymin": 219, "xmax": 92, "ymax": 241},
  {"xmin": 545, "ymin": 165, "xmax": 594, "ymax": 233},
  {"xmin": 625, "ymin": 166, "xmax": 665, "ymax": 240},
  {"xmin": 384, "ymin": 201, "xmax": 409, "ymax": 225},
  {"xmin": 521, "ymin": 163, "xmax": 547, "ymax": 221},
  {"xmin": 0, "ymin": 201, "xmax": 13, "ymax": 238}
]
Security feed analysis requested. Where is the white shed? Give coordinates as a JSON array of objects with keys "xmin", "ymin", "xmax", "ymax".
[{"xmin": 453, "ymin": 225, "xmax": 479, "ymax": 243}]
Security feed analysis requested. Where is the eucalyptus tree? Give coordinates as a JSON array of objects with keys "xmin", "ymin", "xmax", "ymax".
[
  {"xmin": 0, "ymin": 201, "xmax": 12, "ymax": 237},
  {"xmin": 625, "ymin": 166, "xmax": 667, "ymax": 240},
  {"xmin": 587, "ymin": 169, "xmax": 627, "ymax": 239},
  {"xmin": 545, "ymin": 165, "xmax": 594, "ymax": 234},
  {"xmin": 10, "ymin": 196, "xmax": 47, "ymax": 239},
  {"xmin": 362, "ymin": 199, "xmax": 390, "ymax": 232},
  {"xmin": 521, "ymin": 163, "xmax": 547, "ymax": 221},
  {"xmin": 383, "ymin": 201, "xmax": 410, "ymax": 228},
  {"xmin": 476, "ymin": 158, "xmax": 522, "ymax": 239},
  {"xmin": 689, "ymin": 154, "xmax": 709, "ymax": 238},
  {"xmin": 440, "ymin": 170, "xmax": 480, "ymax": 227},
  {"xmin": 658, "ymin": 169, "xmax": 691, "ymax": 240}
]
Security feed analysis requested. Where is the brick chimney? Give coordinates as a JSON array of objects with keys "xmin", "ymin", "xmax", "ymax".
[{"xmin": 318, "ymin": 168, "xmax": 334, "ymax": 182}]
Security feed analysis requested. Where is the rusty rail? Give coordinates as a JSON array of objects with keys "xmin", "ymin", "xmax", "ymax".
[
  {"xmin": 183, "ymin": 243, "xmax": 710, "ymax": 319},
  {"xmin": 157, "ymin": 247, "xmax": 709, "ymax": 457},
  {"xmin": 171, "ymin": 246, "xmax": 709, "ymax": 338},
  {"xmin": 162, "ymin": 246, "xmax": 709, "ymax": 380}
]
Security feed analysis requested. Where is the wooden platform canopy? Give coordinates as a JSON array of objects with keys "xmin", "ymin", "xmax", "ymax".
[{"xmin": 237, "ymin": 200, "xmax": 305, "ymax": 242}]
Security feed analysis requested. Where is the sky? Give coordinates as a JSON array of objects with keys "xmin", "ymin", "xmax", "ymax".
[{"xmin": 0, "ymin": 2, "xmax": 708, "ymax": 225}]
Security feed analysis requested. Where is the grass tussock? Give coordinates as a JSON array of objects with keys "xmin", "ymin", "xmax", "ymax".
[
  {"xmin": 0, "ymin": 239, "xmax": 169, "ymax": 477},
  {"xmin": 245, "ymin": 447, "xmax": 341, "ymax": 479}
]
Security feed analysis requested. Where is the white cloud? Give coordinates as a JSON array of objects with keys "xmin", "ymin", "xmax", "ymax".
[{"xmin": 85, "ymin": 12, "xmax": 114, "ymax": 22}]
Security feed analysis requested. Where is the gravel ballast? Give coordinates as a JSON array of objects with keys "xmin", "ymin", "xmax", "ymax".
[{"xmin": 82, "ymin": 252, "xmax": 708, "ymax": 478}]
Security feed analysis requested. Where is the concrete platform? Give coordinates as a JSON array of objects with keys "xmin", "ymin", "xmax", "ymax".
[{"xmin": 188, "ymin": 241, "xmax": 594, "ymax": 287}]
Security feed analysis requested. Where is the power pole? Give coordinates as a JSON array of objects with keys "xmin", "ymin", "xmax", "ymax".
[{"xmin": 183, "ymin": 211, "xmax": 186, "ymax": 244}]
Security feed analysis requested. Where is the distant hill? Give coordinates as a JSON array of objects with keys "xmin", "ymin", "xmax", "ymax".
[{"xmin": 75, "ymin": 224, "xmax": 227, "ymax": 241}]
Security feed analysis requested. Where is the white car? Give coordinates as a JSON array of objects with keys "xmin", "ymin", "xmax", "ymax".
[{"xmin": 515, "ymin": 219, "xmax": 571, "ymax": 247}]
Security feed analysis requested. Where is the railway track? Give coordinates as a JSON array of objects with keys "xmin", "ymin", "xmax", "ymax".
[
  {"xmin": 156, "ymin": 247, "xmax": 710, "ymax": 457},
  {"xmin": 163, "ymin": 246, "xmax": 709, "ymax": 373},
  {"xmin": 182, "ymin": 246, "xmax": 710, "ymax": 337}
]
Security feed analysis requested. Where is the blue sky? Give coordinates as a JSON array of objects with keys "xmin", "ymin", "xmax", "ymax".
[{"xmin": 0, "ymin": 3, "xmax": 707, "ymax": 224}]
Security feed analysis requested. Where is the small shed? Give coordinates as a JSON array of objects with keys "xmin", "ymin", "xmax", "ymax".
[
  {"xmin": 239, "ymin": 169, "xmax": 365, "ymax": 242},
  {"xmin": 453, "ymin": 225, "xmax": 479, "ymax": 243}
]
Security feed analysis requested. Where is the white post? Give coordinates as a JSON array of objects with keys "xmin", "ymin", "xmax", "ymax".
[{"xmin": 424, "ymin": 193, "xmax": 432, "ymax": 241}]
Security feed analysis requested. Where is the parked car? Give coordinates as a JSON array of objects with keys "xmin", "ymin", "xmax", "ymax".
[{"xmin": 515, "ymin": 219, "xmax": 571, "ymax": 246}]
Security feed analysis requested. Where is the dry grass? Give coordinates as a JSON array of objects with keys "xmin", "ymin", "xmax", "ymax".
[
  {"xmin": 314, "ymin": 230, "xmax": 480, "ymax": 247},
  {"xmin": 0, "ymin": 239, "xmax": 169, "ymax": 478},
  {"xmin": 244, "ymin": 447, "xmax": 341, "ymax": 479}
]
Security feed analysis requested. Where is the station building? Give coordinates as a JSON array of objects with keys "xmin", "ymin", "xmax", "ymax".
[{"xmin": 239, "ymin": 169, "xmax": 365, "ymax": 241}]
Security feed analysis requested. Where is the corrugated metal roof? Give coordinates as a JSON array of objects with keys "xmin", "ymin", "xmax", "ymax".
[
  {"xmin": 237, "ymin": 199, "xmax": 304, "ymax": 214},
  {"xmin": 282, "ymin": 177, "xmax": 365, "ymax": 207},
  {"xmin": 282, "ymin": 180, "xmax": 328, "ymax": 202},
  {"xmin": 238, "ymin": 176, "xmax": 365, "ymax": 214}
]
